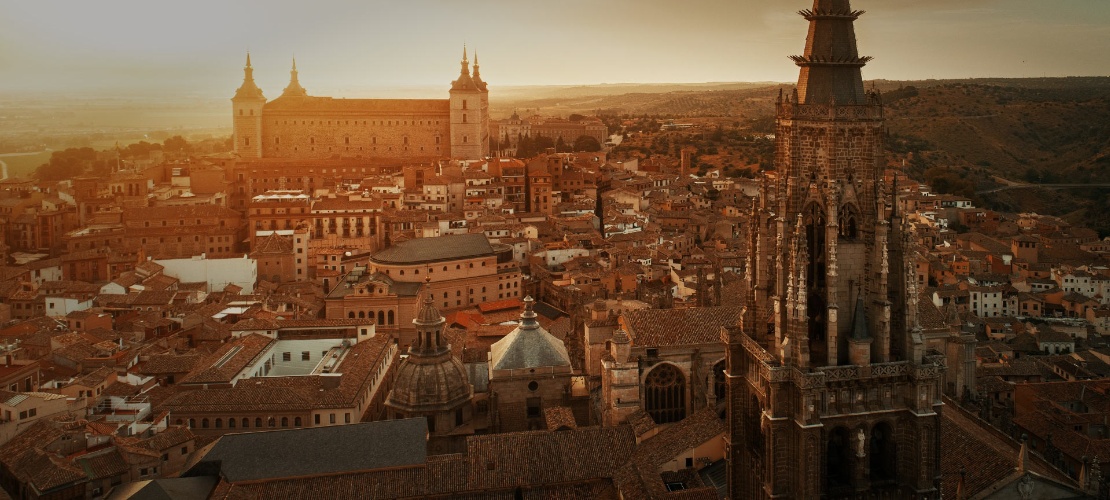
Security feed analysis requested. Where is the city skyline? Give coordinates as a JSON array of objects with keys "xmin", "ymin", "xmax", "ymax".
[{"xmin": 2, "ymin": 0, "xmax": 1109, "ymax": 96}]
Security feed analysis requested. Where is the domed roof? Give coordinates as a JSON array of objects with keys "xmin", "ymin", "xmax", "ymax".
[
  {"xmin": 489, "ymin": 297, "xmax": 571, "ymax": 372},
  {"xmin": 388, "ymin": 284, "xmax": 472, "ymax": 414},
  {"xmin": 386, "ymin": 352, "xmax": 471, "ymax": 413}
]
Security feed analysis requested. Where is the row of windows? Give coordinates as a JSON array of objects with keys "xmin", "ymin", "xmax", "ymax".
[
  {"xmin": 183, "ymin": 413, "xmax": 351, "ymax": 429},
  {"xmin": 348, "ymin": 310, "xmax": 396, "ymax": 324},
  {"xmin": 273, "ymin": 119, "xmax": 442, "ymax": 127}
]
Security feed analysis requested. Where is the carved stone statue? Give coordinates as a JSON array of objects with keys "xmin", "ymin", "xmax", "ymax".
[{"xmin": 855, "ymin": 428, "xmax": 867, "ymax": 458}]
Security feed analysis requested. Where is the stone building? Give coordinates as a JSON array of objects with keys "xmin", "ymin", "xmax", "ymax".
[
  {"xmin": 487, "ymin": 297, "xmax": 581, "ymax": 432},
  {"xmin": 385, "ymin": 287, "xmax": 474, "ymax": 453},
  {"xmin": 324, "ymin": 233, "xmax": 521, "ymax": 346},
  {"xmin": 231, "ymin": 49, "xmax": 489, "ymax": 162},
  {"xmin": 724, "ymin": 1, "xmax": 966, "ymax": 497},
  {"xmin": 599, "ymin": 306, "xmax": 739, "ymax": 427}
]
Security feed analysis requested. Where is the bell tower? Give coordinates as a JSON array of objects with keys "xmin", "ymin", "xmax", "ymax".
[
  {"xmin": 232, "ymin": 53, "xmax": 265, "ymax": 159},
  {"xmin": 725, "ymin": 1, "xmax": 945, "ymax": 498}
]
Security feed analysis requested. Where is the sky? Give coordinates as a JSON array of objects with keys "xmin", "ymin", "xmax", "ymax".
[{"xmin": 1, "ymin": 0, "xmax": 1109, "ymax": 97}]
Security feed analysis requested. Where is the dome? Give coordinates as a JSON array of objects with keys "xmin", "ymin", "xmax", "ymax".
[{"xmin": 386, "ymin": 352, "xmax": 471, "ymax": 413}]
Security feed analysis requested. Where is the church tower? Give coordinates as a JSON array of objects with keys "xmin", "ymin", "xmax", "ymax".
[
  {"xmin": 449, "ymin": 47, "xmax": 488, "ymax": 161},
  {"xmin": 725, "ymin": 1, "xmax": 945, "ymax": 498},
  {"xmin": 232, "ymin": 53, "xmax": 265, "ymax": 159}
]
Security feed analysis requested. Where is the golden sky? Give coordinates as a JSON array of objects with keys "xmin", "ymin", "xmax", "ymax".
[{"xmin": 1, "ymin": 0, "xmax": 1108, "ymax": 96}]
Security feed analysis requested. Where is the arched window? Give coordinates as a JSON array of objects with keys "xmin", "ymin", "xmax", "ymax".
[
  {"xmin": 214, "ymin": 418, "xmax": 222, "ymax": 429},
  {"xmin": 228, "ymin": 418, "xmax": 236, "ymax": 429},
  {"xmin": 358, "ymin": 311, "xmax": 365, "ymax": 319},
  {"xmin": 827, "ymin": 427, "xmax": 853, "ymax": 492},
  {"xmin": 295, "ymin": 417, "xmax": 302, "ymax": 427},
  {"xmin": 348, "ymin": 311, "xmax": 355, "ymax": 319},
  {"xmin": 281, "ymin": 417, "xmax": 289, "ymax": 427},
  {"xmin": 255, "ymin": 418, "xmax": 263, "ymax": 428},
  {"xmin": 268, "ymin": 417, "xmax": 276, "ymax": 428},
  {"xmin": 804, "ymin": 202, "xmax": 828, "ymax": 363},
  {"xmin": 644, "ymin": 364, "xmax": 686, "ymax": 424},
  {"xmin": 378, "ymin": 311, "xmax": 385, "ymax": 324},
  {"xmin": 839, "ymin": 204, "xmax": 860, "ymax": 239},
  {"xmin": 870, "ymin": 422, "xmax": 897, "ymax": 482},
  {"xmin": 201, "ymin": 418, "xmax": 209, "ymax": 429},
  {"xmin": 387, "ymin": 310, "xmax": 395, "ymax": 324},
  {"xmin": 188, "ymin": 419, "xmax": 195, "ymax": 428},
  {"xmin": 242, "ymin": 418, "xmax": 249, "ymax": 428},
  {"xmin": 713, "ymin": 361, "xmax": 727, "ymax": 402}
]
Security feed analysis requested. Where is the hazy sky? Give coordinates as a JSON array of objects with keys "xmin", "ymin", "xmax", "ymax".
[{"xmin": 2, "ymin": 0, "xmax": 1109, "ymax": 97}]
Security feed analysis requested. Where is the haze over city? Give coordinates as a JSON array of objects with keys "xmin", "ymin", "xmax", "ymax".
[{"xmin": 3, "ymin": 0, "xmax": 1110, "ymax": 96}]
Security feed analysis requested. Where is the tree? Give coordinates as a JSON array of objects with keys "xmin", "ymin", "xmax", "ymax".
[
  {"xmin": 163, "ymin": 135, "xmax": 189, "ymax": 153},
  {"xmin": 573, "ymin": 135, "xmax": 602, "ymax": 152},
  {"xmin": 568, "ymin": 113, "xmax": 586, "ymax": 122},
  {"xmin": 34, "ymin": 147, "xmax": 98, "ymax": 181}
]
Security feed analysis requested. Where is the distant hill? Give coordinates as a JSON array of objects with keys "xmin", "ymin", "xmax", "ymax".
[{"xmin": 518, "ymin": 77, "xmax": 1110, "ymax": 235}]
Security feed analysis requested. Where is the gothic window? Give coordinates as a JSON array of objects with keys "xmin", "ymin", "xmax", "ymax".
[
  {"xmin": 839, "ymin": 204, "xmax": 859, "ymax": 239},
  {"xmin": 870, "ymin": 422, "xmax": 897, "ymax": 482},
  {"xmin": 826, "ymin": 427, "xmax": 853, "ymax": 491},
  {"xmin": 644, "ymin": 363, "xmax": 686, "ymax": 424}
]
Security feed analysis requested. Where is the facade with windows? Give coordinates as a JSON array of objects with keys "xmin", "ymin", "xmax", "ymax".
[
  {"xmin": 598, "ymin": 306, "xmax": 737, "ymax": 427},
  {"xmin": 232, "ymin": 49, "xmax": 488, "ymax": 162}
]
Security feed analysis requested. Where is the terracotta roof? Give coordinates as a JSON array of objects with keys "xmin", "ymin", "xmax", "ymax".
[
  {"xmin": 543, "ymin": 406, "xmax": 578, "ymax": 431},
  {"xmin": 622, "ymin": 307, "xmax": 743, "ymax": 347}
]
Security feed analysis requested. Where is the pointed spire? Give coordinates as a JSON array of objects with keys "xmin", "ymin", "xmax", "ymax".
[
  {"xmin": 471, "ymin": 50, "xmax": 487, "ymax": 91},
  {"xmin": 452, "ymin": 45, "xmax": 477, "ymax": 91},
  {"xmin": 790, "ymin": 0, "xmax": 872, "ymax": 105},
  {"xmin": 234, "ymin": 51, "xmax": 264, "ymax": 100},
  {"xmin": 281, "ymin": 55, "xmax": 308, "ymax": 97}
]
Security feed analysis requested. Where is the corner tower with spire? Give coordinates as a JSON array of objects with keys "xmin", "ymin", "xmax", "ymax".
[
  {"xmin": 281, "ymin": 56, "xmax": 308, "ymax": 98},
  {"xmin": 449, "ymin": 45, "xmax": 489, "ymax": 161},
  {"xmin": 724, "ymin": 1, "xmax": 945, "ymax": 497},
  {"xmin": 232, "ymin": 52, "xmax": 265, "ymax": 159}
]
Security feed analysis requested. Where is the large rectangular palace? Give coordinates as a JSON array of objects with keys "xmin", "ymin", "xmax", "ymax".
[{"xmin": 232, "ymin": 49, "xmax": 490, "ymax": 161}]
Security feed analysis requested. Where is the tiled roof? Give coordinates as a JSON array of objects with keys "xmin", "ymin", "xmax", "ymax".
[
  {"xmin": 180, "ymin": 333, "xmax": 274, "ymax": 385},
  {"xmin": 371, "ymin": 233, "xmax": 493, "ymax": 265},
  {"xmin": 188, "ymin": 419, "xmax": 428, "ymax": 483},
  {"xmin": 615, "ymin": 407, "xmax": 725, "ymax": 500},
  {"xmin": 622, "ymin": 306, "xmax": 742, "ymax": 347},
  {"xmin": 76, "ymin": 448, "xmax": 129, "ymax": 480},
  {"xmin": 941, "ymin": 400, "xmax": 1075, "ymax": 499}
]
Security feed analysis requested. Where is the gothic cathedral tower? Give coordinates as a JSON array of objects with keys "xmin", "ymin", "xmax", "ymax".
[
  {"xmin": 449, "ymin": 47, "xmax": 489, "ymax": 160},
  {"xmin": 725, "ymin": 1, "xmax": 945, "ymax": 498},
  {"xmin": 232, "ymin": 53, "xmax": 265, "ymax": 159}
]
